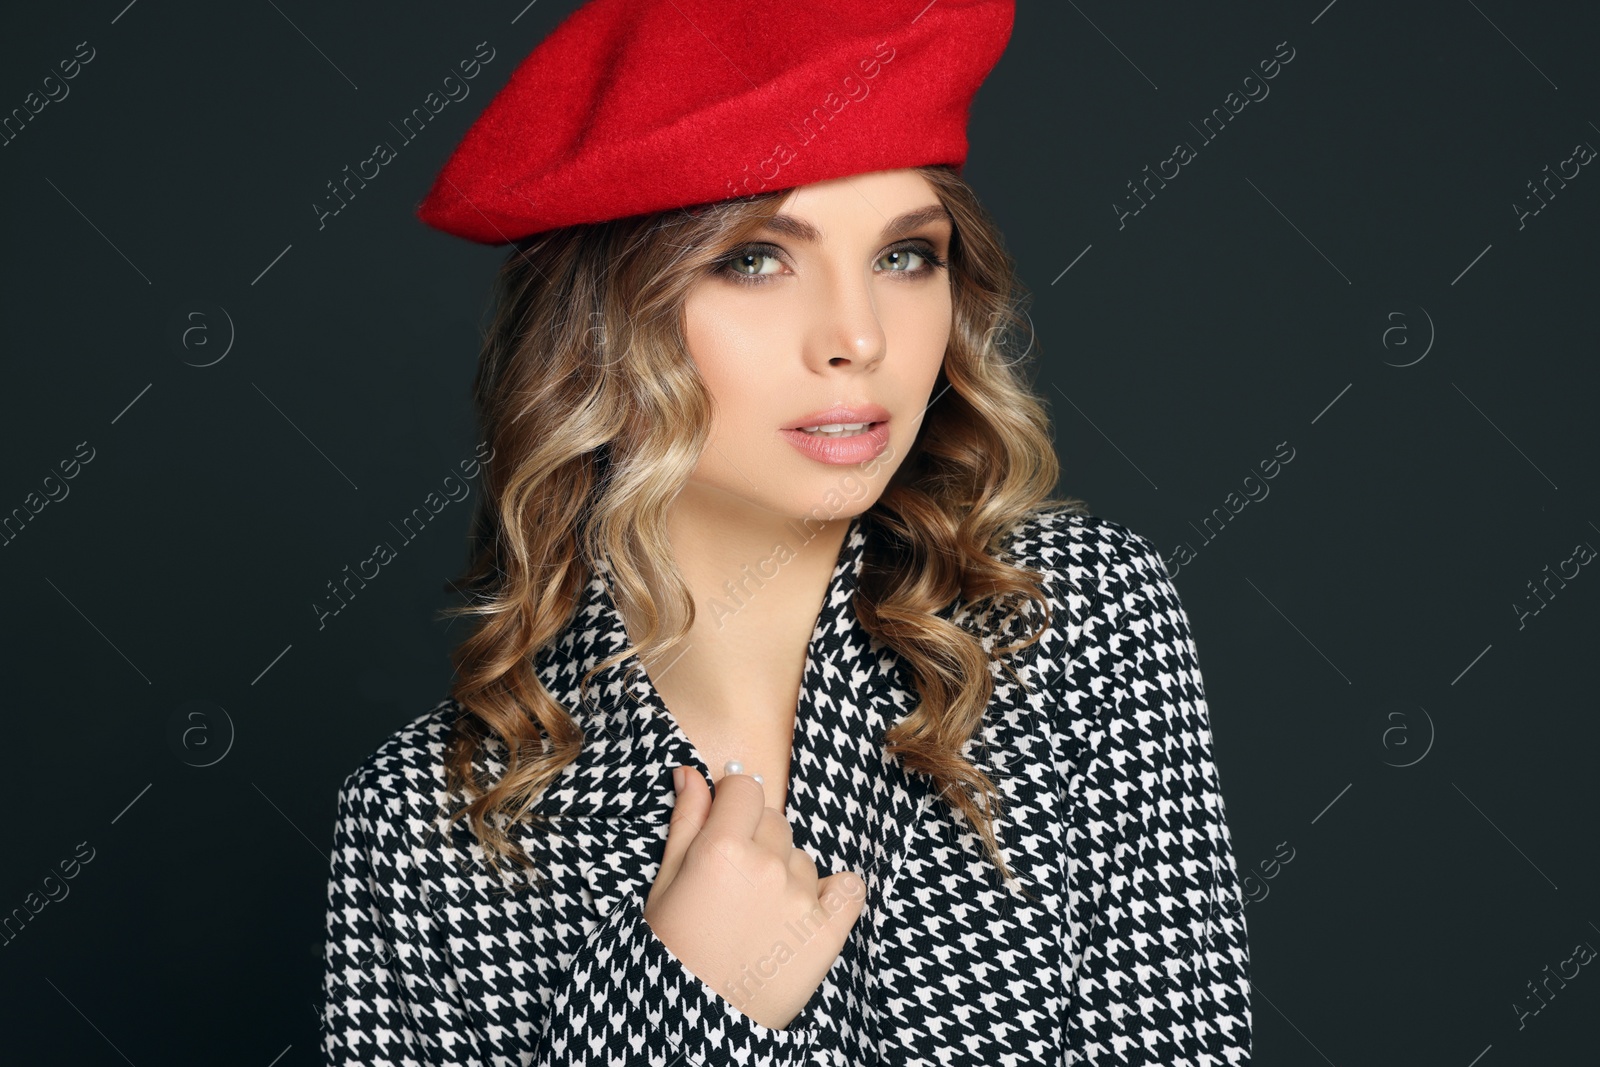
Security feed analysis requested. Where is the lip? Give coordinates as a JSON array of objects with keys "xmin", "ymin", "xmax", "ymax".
[
  {"xmin": 779, "ymin": 420, "xmax": 891, "ymax": 465},
  {"xmin": 781, "ymin": 403, "xmax": 891, "ymax": 431}
]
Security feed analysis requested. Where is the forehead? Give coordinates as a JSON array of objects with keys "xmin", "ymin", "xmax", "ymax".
[
  {"xmin": 775, "ymin": 167, "xmax": 941, "ymax": 215},
  {"xmin": 758, "ymin": 172, "xmax": 951, "ymax": 243}
]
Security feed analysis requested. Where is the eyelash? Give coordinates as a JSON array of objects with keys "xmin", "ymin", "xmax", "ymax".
[{"xmin": 712, "ymin": 239, "xmax": 949, "ymax": 286}]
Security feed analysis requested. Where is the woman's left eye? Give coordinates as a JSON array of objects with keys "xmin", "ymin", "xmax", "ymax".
[
  {"xmin": 878, "ymin": 241, "xmax": 949, "ymax": 275},
  {"xmin": 877, "ymin": 246, "xmax": 928, "ymax": 272}
]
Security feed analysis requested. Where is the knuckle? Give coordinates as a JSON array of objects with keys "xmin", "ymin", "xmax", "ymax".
[
  {"xmin": 751, "ymin": 851, "xmax": 791, "ymax": 890},
  {"xmin": 691, "ymin": 828, "xmax": 743, "ymax": 860},
  {"xmin": 759, "ymin": 807, "xmax": 794, "ymax": 839}
]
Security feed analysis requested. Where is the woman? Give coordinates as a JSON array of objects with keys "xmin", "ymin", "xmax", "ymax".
[{"xmin": 319, "ymin": 1, "xmax": 1252, "ymax": 1064}]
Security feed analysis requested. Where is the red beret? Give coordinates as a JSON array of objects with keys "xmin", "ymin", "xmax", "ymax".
[{"xmin": 415, "ymin": 0, "xmax": 1015, "ymax": 245}]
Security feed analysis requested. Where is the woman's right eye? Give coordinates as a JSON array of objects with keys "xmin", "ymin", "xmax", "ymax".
[{"xmin": 716, "ymin": 245, "xmax": 786, "ymax": 284}]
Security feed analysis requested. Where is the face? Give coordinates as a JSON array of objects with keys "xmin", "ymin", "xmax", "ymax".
[{"xmin": 680, "ymin": 168, "xmax": 954, "ymax": 525}]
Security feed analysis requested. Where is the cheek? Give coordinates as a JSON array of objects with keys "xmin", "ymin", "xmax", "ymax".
[
  {"xmin": 683, "ymin": 291, "xmax": 774, "ymax": 438},
  {"xmin": 698, "ymin": 369, "xmax": 768, "ymax": 446},
  {"xmin": 889, "ymin": 290, "xmax": 952, "ymax": 379}
]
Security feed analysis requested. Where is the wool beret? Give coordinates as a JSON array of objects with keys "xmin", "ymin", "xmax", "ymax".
[{"xmin": 415, "ymin": 0, "xmax": 1015, "ymax": 244}]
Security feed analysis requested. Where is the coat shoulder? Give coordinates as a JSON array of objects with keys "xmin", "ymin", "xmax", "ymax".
[
  {"xmin": 336, "ymin": 697, "xmax": 466, "ymax": 830},
  {"xmin": 995, "ymin": 503, "xmax": 1169, "ymax": 608},
  {"xmin": 971, "ymin": 504, "xmax": 1174, "ymax": 662}
]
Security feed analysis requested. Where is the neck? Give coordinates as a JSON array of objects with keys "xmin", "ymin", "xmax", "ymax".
[{"xmin": 626, "ymin": 489, "xmax": 856, "ymax": 724}]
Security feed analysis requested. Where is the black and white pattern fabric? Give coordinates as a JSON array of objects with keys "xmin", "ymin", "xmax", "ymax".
[{"xmin": 320, "ymin": 506, "xmax": 1252, "ymax": 1065}]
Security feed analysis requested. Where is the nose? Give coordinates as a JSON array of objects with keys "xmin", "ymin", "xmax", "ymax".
[{"xmin": 804, "ymin": 260, "xmax": 887, "ymax": 373}]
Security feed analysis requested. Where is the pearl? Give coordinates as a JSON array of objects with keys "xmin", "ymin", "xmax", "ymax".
[{"xmin": 723, "ymin": 760, "xmax": 763, "ymax": 786}]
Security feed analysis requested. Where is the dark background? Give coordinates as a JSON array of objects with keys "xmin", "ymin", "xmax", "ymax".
[{"xmin": 3, "ymin": 1, "xmax": 1596, "ymax": 1063}]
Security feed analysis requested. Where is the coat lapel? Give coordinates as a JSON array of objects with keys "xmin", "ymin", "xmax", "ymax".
[
  {"xmin": 510, "ymin": 565, "xmax": 685, "ymax": 923},
  {"xmin": 514, "ymin": 513, "xmax": 940, "ymax": 954}
]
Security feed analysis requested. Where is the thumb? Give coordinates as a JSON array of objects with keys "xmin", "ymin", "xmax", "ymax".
[
  {"xmin": 813, "ymin": 870, "xmax": 868, "ymax": 941},
  {"xmin": 656, "ymin": 765, "xmax": 711, "ymax": 890}
]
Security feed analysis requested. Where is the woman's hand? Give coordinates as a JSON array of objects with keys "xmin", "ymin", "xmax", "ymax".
[{"xmin": 643, "ymin": 765, "xmax": 866, "ymax": 1030}]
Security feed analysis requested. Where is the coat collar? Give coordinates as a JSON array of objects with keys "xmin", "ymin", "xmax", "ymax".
[{"xmin": 515, "ymin": 511, "xmax": 941, "ymax": 937}]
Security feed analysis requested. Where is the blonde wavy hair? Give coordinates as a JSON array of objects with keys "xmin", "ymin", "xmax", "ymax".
[{"xmin": 440, "ymin": 163, "xmax": 1088, "ymax": 888}]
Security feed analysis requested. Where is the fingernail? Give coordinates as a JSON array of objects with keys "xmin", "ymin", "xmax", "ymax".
[{"xmin": 672, "ymin": 766, "xmax": 685, "ymax": 794}]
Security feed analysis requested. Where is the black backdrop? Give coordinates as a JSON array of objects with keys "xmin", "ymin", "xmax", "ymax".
[{"xmin": 3, "ymin": 2, "xmax": 1596, "ymax": 1064}]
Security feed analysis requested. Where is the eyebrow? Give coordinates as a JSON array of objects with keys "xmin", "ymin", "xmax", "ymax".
[{"xmin": 756, "ymin": 203, "xmax": 953, "ymax": 245}]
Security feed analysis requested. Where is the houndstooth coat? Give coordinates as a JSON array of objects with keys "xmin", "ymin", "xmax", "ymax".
[{"xmin": 319, "ymin": 506, "xmax": 1253, "ymax": 1065}]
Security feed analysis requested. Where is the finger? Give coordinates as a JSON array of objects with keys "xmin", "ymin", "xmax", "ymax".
[
  {"xmin": 712, "ymin": 768, "xmax": 766, "ymax": 806},
  {"xmin": 751, "ymin": 806, "xmax": 794, "ymax": 855},
  {"xmin": 701, "ymin": 772, "xmax": 767, "ymax": 842},
  {"xmin": 786, "ymin": 845, "xmax": 819, "ymax": 893},
  {"xmin": 812, "ymin": 870, "xmax": 868, "ymax": 945},
  {"xmin": 657, "ymin": 765, "xmax": 711, "ymax": 890}
]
